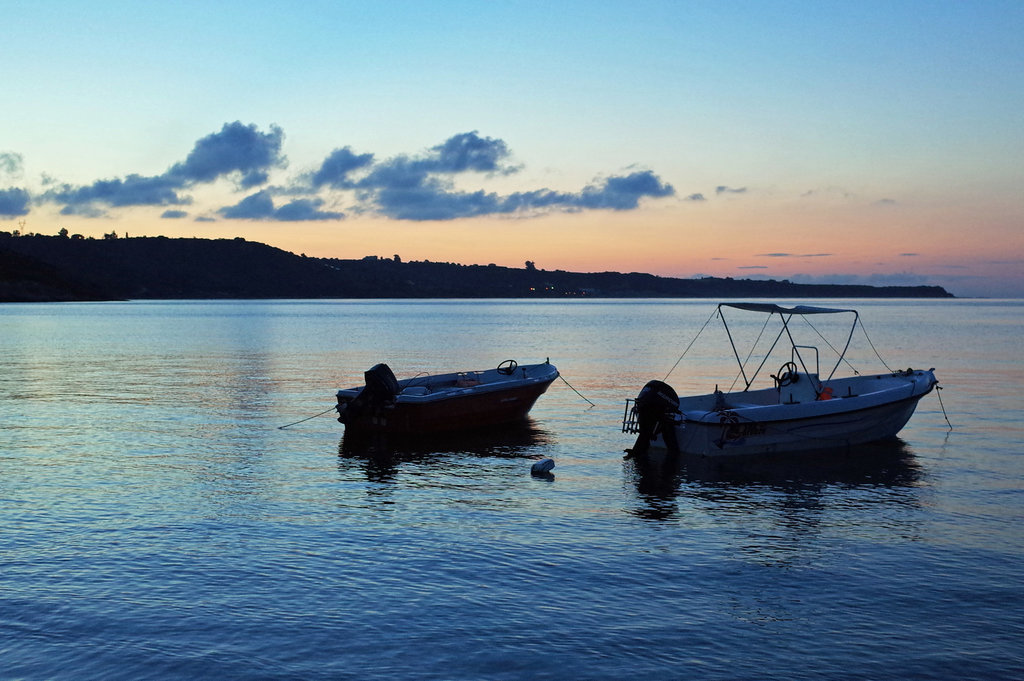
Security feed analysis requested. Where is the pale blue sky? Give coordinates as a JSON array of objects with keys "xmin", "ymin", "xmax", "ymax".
[{"xmin": 3, "ymin": 1, "xmax": 1023, "ymax": 296}]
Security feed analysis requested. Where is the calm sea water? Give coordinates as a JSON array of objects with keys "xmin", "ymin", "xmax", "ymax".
[{"xmin": 2, "ymin": 299, "xmax": 1022, "ymax": 680}]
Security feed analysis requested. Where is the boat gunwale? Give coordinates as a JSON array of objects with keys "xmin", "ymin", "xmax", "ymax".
[
  {"xmin": 682, "ymin": 373, "xmax": 937, "ymax": 427},
  {"xmin": 335, "ymin": 362, "xmax": 559, "ymax": 403}
]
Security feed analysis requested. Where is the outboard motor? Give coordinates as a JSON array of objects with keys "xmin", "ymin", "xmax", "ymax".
[
  {"xmin": 337, "ymin": 363, "xmax": 401, "ymax": 425},
  {"xmin": 627, "ymin": 380, "xmax": 681, "ymax": 458},
  {"xmin": 364, "ymin": 363, "xmax": 400, "ymax": 399}
]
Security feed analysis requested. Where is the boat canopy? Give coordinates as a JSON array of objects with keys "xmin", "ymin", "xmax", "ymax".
[
  {"xmin": 721, "ymin": 303, "xmax": 856, "ymax": 315},
  {"xmin": 716, "ymin": 302, "xmax": 860, "ymax": 389}
]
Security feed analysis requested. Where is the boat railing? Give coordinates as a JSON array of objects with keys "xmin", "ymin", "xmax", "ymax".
[
  {"xmin": 791, "ymin": 344, "xmax": 820, "ymax": 376},
  {"xmin": 621, "ymin": 399, "xmax": 640, "ymax": 434}
]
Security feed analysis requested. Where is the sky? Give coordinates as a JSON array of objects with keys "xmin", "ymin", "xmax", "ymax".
[{"xmin": 2, "ymin": 1, "xmax": 1022, "ymax": 297}]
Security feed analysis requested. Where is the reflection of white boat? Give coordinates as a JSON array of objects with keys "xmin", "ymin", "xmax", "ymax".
[
  {"xmin": 623, "ymin": 303, "xmax": 938, "ymax": 458},
  {"xmin": 336, "ymin": 360, "xmax": 558, "ymax": 434}
]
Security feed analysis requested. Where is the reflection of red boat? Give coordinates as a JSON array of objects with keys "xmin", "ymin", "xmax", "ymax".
[{"xmin": 335, "ymin": 359, "xmax": 558, "ymax": 434}]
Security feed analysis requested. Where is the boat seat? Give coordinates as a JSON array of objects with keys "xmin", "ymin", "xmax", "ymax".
[
  {"xmin": 400, "ymin": 386, "xmax": 430, "ymax": 396},
  {"xmin": 779, "ymin": 372, "xmax": 822, "ymax": 404}
]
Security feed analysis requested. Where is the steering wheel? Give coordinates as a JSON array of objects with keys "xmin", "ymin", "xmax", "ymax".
[
  {"xmin": 497, "ymin": 359, "xmax": 518, "ymax": 375},
  {"xmin": 773, "ymin": 361, "xmax": 799, "ymax": 388}
]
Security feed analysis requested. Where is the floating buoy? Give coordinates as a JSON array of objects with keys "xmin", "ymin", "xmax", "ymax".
[{"xmin": 530, "ymin": 458, "xmax": 555, "ymax": 475}]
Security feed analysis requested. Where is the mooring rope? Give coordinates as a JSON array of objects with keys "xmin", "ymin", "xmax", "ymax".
[
  {"xmin": 935, "ymin": 385, "xmax": 954, "ymax": 430},
  {"xmin": 702, "ymin": 407, "xmax": 858, "ymax": 446},
  {"xmin": 664, "ymin": 307, "xmax": 718, "ymax": 381},
  {"xmin": 277, "ymin": 405, "xmax": 337, "ymax": 430},
  {"xmin": 559, "ymin": 374, "xmax": 595, "ymax": 407}
]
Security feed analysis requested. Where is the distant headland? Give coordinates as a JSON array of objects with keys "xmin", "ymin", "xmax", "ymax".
[{"xmin": 1, "ymin": 232, "xmax": 954, "ymax": 302}]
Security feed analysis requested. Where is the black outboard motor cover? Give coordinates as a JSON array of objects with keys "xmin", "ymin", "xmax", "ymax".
[
  {"xmin": 630, "ymin": 380, "xmax": 681, "ymax": 457},
  {"xmin": 338, "ymin": 363, "xmax": 401, "ymax": 424},
  {"xmin": 364, "ymin": 363, "xmax": 400, "ymax": 399},
  {"xmin": 635, "ymin": 380, "xmax": 679, "ymax": 413}
]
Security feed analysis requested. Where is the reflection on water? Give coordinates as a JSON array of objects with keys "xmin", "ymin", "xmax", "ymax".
[
  {"xmin": 626, "ymin": 439, "xmax": 929, "ymax": 571},
  {"xmin": 627, "ymin": 438, "xmax": 925, "ymax": 522},
  {"xmin": 338, "ymin": 419, "xmax": 553, "ymax": 482}
]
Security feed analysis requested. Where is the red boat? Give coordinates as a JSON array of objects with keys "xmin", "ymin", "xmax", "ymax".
[{"xmin": 335, "ymin": 359, "xmax": 558, "ymax": 434}]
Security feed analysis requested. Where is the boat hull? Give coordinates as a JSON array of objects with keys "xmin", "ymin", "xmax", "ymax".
[
  {"xmin": 336, "ymin": 362, "xmax": 558, "ymax": 434},
  {"xmin": 677, "ymin": 390, "xmax": 929, "ymax": 457}
]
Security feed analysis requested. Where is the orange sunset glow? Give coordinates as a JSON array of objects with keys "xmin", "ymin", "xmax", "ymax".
[{"xmin": 3, "ymin": 3, "xmax": 1022, "ymax": 297}]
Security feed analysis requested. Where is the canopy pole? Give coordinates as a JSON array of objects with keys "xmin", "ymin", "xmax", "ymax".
[
  {"xmin": 779, "ymin": 313, "xmax": 810, "ymax": 374},
  {"xmin": 825, "ymin": 310, "xmax": 859, "ymax": 381},
  {"xmin": 747, "ymin": 321, "xmax": 786, "ymax": 389},
  {"xmin": 718, "ymin": 305, "xmax": 750, "ymax": 389}
]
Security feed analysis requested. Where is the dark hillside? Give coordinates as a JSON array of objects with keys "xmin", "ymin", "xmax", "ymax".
[
  {"xmin": 1, "ymin": 236, "xmax": 360, "ymax": 299},
  {"xmin": 0, "ymin": 234, "xmax": 955, "ymax": 301},
  {"xmin": 0, "ymin": 247, "xmax": 113, "ymax": 301}
]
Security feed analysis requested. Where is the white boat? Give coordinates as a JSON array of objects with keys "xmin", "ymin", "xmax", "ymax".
[{"xmin": 623, "ymin": 303, "xmax": 939, "ymax": 458}]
